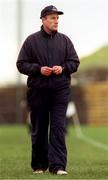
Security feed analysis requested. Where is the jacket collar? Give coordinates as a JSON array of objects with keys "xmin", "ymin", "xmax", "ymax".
[{"xmin": 41, "ymin": 25, "xmax": 57, "ymax": 38}]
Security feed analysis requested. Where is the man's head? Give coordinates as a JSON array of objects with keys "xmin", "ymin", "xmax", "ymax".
[{"xmin": 40, "ymin": 5, "xmax": 64, "ymax": 33}]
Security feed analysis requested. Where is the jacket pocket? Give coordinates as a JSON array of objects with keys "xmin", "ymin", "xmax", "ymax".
[{"xmin": 27, "ymin": 75, "xmax": 48, "ymax": 89}]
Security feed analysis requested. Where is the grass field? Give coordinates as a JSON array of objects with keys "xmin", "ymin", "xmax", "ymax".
[
  {"xmin": 79, "ymin": 45, "xmax": 108, "ymax": 71},
  {"xmin": 0, "ymin": 125, "xmax": 108, "ymax": 179}
]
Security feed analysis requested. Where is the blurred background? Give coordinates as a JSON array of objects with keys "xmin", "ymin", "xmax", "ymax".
[
  {"xmin": 0, "ymin": 0, "xmax": 108, "ymax": 125},
  {"xmin": 0, "ymin": 0, "xmax": 108, "ymax": 179}
]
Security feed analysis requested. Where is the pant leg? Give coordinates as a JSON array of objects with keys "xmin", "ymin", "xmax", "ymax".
[
  {"xmin": 27, "ymin": 89, "xmax": 49, "ymax": 170},
  {"xmin": 48, "ymin": 88, "xmax": 70, "ymax": 172}
]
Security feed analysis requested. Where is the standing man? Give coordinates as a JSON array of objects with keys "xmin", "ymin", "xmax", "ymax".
[{"xmin": 16, "ymin": 5, "xmax": 80, "ymax": 175}]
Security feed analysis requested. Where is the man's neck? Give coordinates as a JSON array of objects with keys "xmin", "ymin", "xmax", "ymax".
[
  {"xmin": 41, "ymin": 25, "xmax": 57, "ymax": 37},
  {"xmin": 43, "ymin": 26, "xmax": 52, "ymax": 34}
]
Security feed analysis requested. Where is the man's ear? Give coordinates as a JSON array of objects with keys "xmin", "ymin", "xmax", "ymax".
[{"xmin": 42, "ymin": 17, "xmax": 47, "ymax": 21}]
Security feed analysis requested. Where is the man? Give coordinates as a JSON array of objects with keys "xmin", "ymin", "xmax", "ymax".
[{"xmin": 16, "ymin": 5, "xmax": 80, "ymax": 175}]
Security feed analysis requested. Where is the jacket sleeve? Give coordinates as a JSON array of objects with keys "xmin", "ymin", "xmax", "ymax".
[
  {"xmin": 16, "ymin": 37, "xmax": 41, "ymax": 76},
  {"xmin": 63, "ymin": 37, "xmax": 80, "ymax": 75}
]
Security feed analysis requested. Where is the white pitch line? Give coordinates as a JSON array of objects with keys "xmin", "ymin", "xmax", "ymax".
[
  {"xmin": 73, "ymin": 114, "xmax": 108, "ymax": 152},
  {"xmin": 71, "ymin": 105, "xmax": 108, "ymax": 152}
]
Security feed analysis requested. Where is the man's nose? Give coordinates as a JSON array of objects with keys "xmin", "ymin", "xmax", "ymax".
[{"xmin": 55, "ymin": 19, "xmax": 58, "ymax": 24}]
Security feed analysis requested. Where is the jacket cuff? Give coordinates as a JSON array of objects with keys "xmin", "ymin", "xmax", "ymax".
[{"xmin": 31, "ymin": 64, "xmax": 41, "ymax": 75}]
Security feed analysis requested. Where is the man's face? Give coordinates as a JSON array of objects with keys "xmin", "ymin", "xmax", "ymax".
[{"xmin": 42, "ymin": 13, "xmax": 59, "ymax": 32}]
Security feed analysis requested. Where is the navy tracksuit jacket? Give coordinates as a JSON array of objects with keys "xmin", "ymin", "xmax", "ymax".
[{"xmin": 17, "ymin": 26, "xmax": 80, "ymax": 172}]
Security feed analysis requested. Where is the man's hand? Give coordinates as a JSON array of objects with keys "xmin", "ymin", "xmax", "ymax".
[
  {"xmin": 52, "ymin": 65, "xmax": 63, "ymax": 75},
  {"xmin": 41, "ymin": 66, "xmax": 53, "ymax": 76}
]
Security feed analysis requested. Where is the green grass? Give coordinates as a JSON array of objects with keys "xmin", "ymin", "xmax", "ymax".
[
  {"xmin": 0, "ymin": 125, "xmax": 108, "ymax": 179},
  {"xmin": 79, "ymin": 45, "xmax": 108, "ymax": 71}
]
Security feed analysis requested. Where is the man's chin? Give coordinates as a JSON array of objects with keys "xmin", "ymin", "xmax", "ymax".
[{"xmin": 51, "ymin": 28, "xmax": 58, "ymax": 32}]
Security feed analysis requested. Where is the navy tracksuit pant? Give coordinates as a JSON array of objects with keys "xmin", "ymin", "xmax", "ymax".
[{"xmin": 27, "ymin": 87, "xmax": 70, "ymax": 172}]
